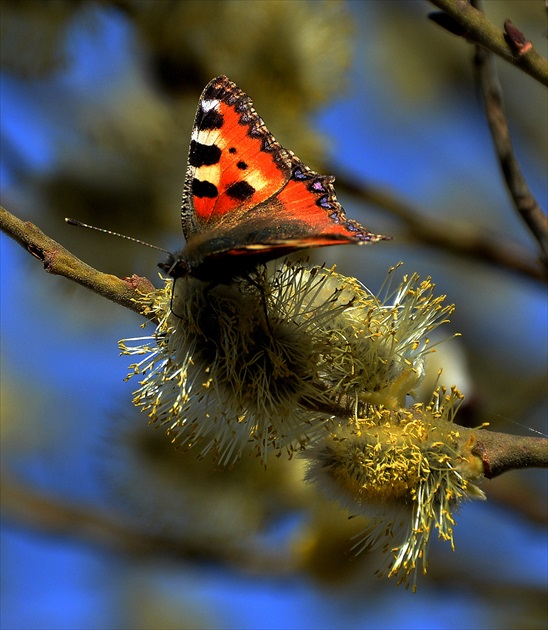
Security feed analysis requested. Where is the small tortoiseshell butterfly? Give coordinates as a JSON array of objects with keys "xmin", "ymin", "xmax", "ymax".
[{"xmin": 160, "ymin": 75, "xmax": 390, "ymax": 282}]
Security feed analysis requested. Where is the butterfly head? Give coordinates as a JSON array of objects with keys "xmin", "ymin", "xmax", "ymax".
[{"xmin": 158, "ymin": 252, "xmax": 192, "ymax": 280}]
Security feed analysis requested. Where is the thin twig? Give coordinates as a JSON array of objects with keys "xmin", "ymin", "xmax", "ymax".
[
  {"xmin": 0, "ymin": 206, "xmax": 156, "ymax": 317},
  {"xmin": 333, "ymin": 172, "xmax": 547, "ymax": 282},
  {"xmin": 429, "ymin": 0, "xmax": 548, "ymax": 86},
  {"xmin": 471, "ymin": 16, "xmax": 548, "ymax": 265}
]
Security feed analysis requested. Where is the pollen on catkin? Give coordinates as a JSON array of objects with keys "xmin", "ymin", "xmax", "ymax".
[
  {"xmin": 304, "ymin": 386, "xmax": 486, "ymax": 591},
  {"xmin": 316, "ymin": 268, "xmax": 455, "ymax": 412},
  {"xmin": 120, "ymin": 262, "xmax": 454, "ymax": 465}
]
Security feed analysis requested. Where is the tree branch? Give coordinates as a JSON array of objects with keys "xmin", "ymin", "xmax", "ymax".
[
  {"xmin": 471, "ymin": 431, "xmax": 548, "ymax": 479},
  {"xmin": 472, "ymin": 20, "xmax": 548, "ymax": 266},
  {"xmin": 0, "ymin": 206, "xmax": 156, "ymax": 317},
  {"xmin": 2, "ymin": 205, "xmax": 547, "ymax": 480},
  {"xmin": 428, "ymin": 0, "xmax": 548, "ymax": 86}
]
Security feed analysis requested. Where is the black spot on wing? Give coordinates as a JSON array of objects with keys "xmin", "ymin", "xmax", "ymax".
[
  {"xmin": 192, "ymin": 178, "xmax": 218, "ymax": 198},
  {"xmin": 229, "ymin": 147, "xmax": 237, "ymax": 154},
  {"xmin": 226, "ymin": 181, "xmax": 255, "ymax": 201},
  {"xmin": 189, "ymin": 141, "xmax": 221, "ymax": 167},
  {"xmin": 195, "ymin": 106, "xmax": 223, "ymax": 130},
  {"xmin": 237, "ymin": 161, "xmax": 248, "ymax": 170}
]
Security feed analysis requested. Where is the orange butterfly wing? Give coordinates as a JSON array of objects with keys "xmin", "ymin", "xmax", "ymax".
[{"xmin": 175, "ymin": 76, "xmax": 389, "ymax": 281}]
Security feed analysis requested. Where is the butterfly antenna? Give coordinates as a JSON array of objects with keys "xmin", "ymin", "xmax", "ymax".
[{"xmin": 65, "ymin": 218, "xmax": 171, "ymax": 254}]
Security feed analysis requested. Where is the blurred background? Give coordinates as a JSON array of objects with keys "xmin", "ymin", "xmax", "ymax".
[{"xmin": 1, "ymin": 1, "xmax": 547, "ymax": 628}]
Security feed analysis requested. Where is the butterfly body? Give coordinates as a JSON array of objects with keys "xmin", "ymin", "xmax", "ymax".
[{"xmin": 161, "ymin": 75, "xmax": 389, "ymax": 282}]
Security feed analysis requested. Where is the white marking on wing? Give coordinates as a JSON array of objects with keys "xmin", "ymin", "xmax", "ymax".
[{"xmin": 201, "ymin": 99, "xmax": 220, "ymax": 112}]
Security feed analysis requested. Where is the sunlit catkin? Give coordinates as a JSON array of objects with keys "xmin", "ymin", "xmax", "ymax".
[
  {"xmin": 120, "ymin": 262, "xmax": 455, "ymax": 466},
  {"xmin": 304, "ymin": 387, "xmax": 486, "ymax": 591}
]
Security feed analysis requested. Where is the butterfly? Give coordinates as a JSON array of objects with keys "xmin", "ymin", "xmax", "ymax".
[{"xmin": 160, "ymin": 75, "xmax": 390, "ymax": 283}]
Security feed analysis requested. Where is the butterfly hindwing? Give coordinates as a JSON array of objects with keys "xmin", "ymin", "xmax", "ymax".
[{"xmin": 272, "ymin": 160, "xmax": 381, "ymax": 243}]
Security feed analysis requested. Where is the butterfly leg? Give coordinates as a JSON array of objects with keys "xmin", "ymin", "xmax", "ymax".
[{"xmin": 242, "ymin": 270, "xmax": 274, "ymax": 336}]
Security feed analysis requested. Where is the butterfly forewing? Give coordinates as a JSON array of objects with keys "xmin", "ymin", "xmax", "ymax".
[
  {"xmin": 176, "ymin": 75, "xmax": 390, "ymax": 281},
  {"xmin": 182, "ymin": 76, "xmax": 292, "ymax": 238}
]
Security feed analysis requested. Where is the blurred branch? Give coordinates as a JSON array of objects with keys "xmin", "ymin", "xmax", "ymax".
[
  {"xmin": 2, "ymin": 429, "xmax": 546, "ymax": 563},
  {"xmin": 472, "ymin": 20, "xmax": 548, "ymax": 266},
  {"xmin": 333, "ymin": 172, "xmax": 547, "ymax": 282},
  {"xmin": 0, "ymin": 475, "xmax": 295, "ymax": 574},
  {"xmin": 0, "ymin": 206, "xmax": 156, "ymax": 317},
  {"xmin": 428, "ymin": 0, "xmax": 548, "ymax": 86},
  {"xmin": 472, "ymin": 431, "xmax": 548, "ymax": 479}
]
